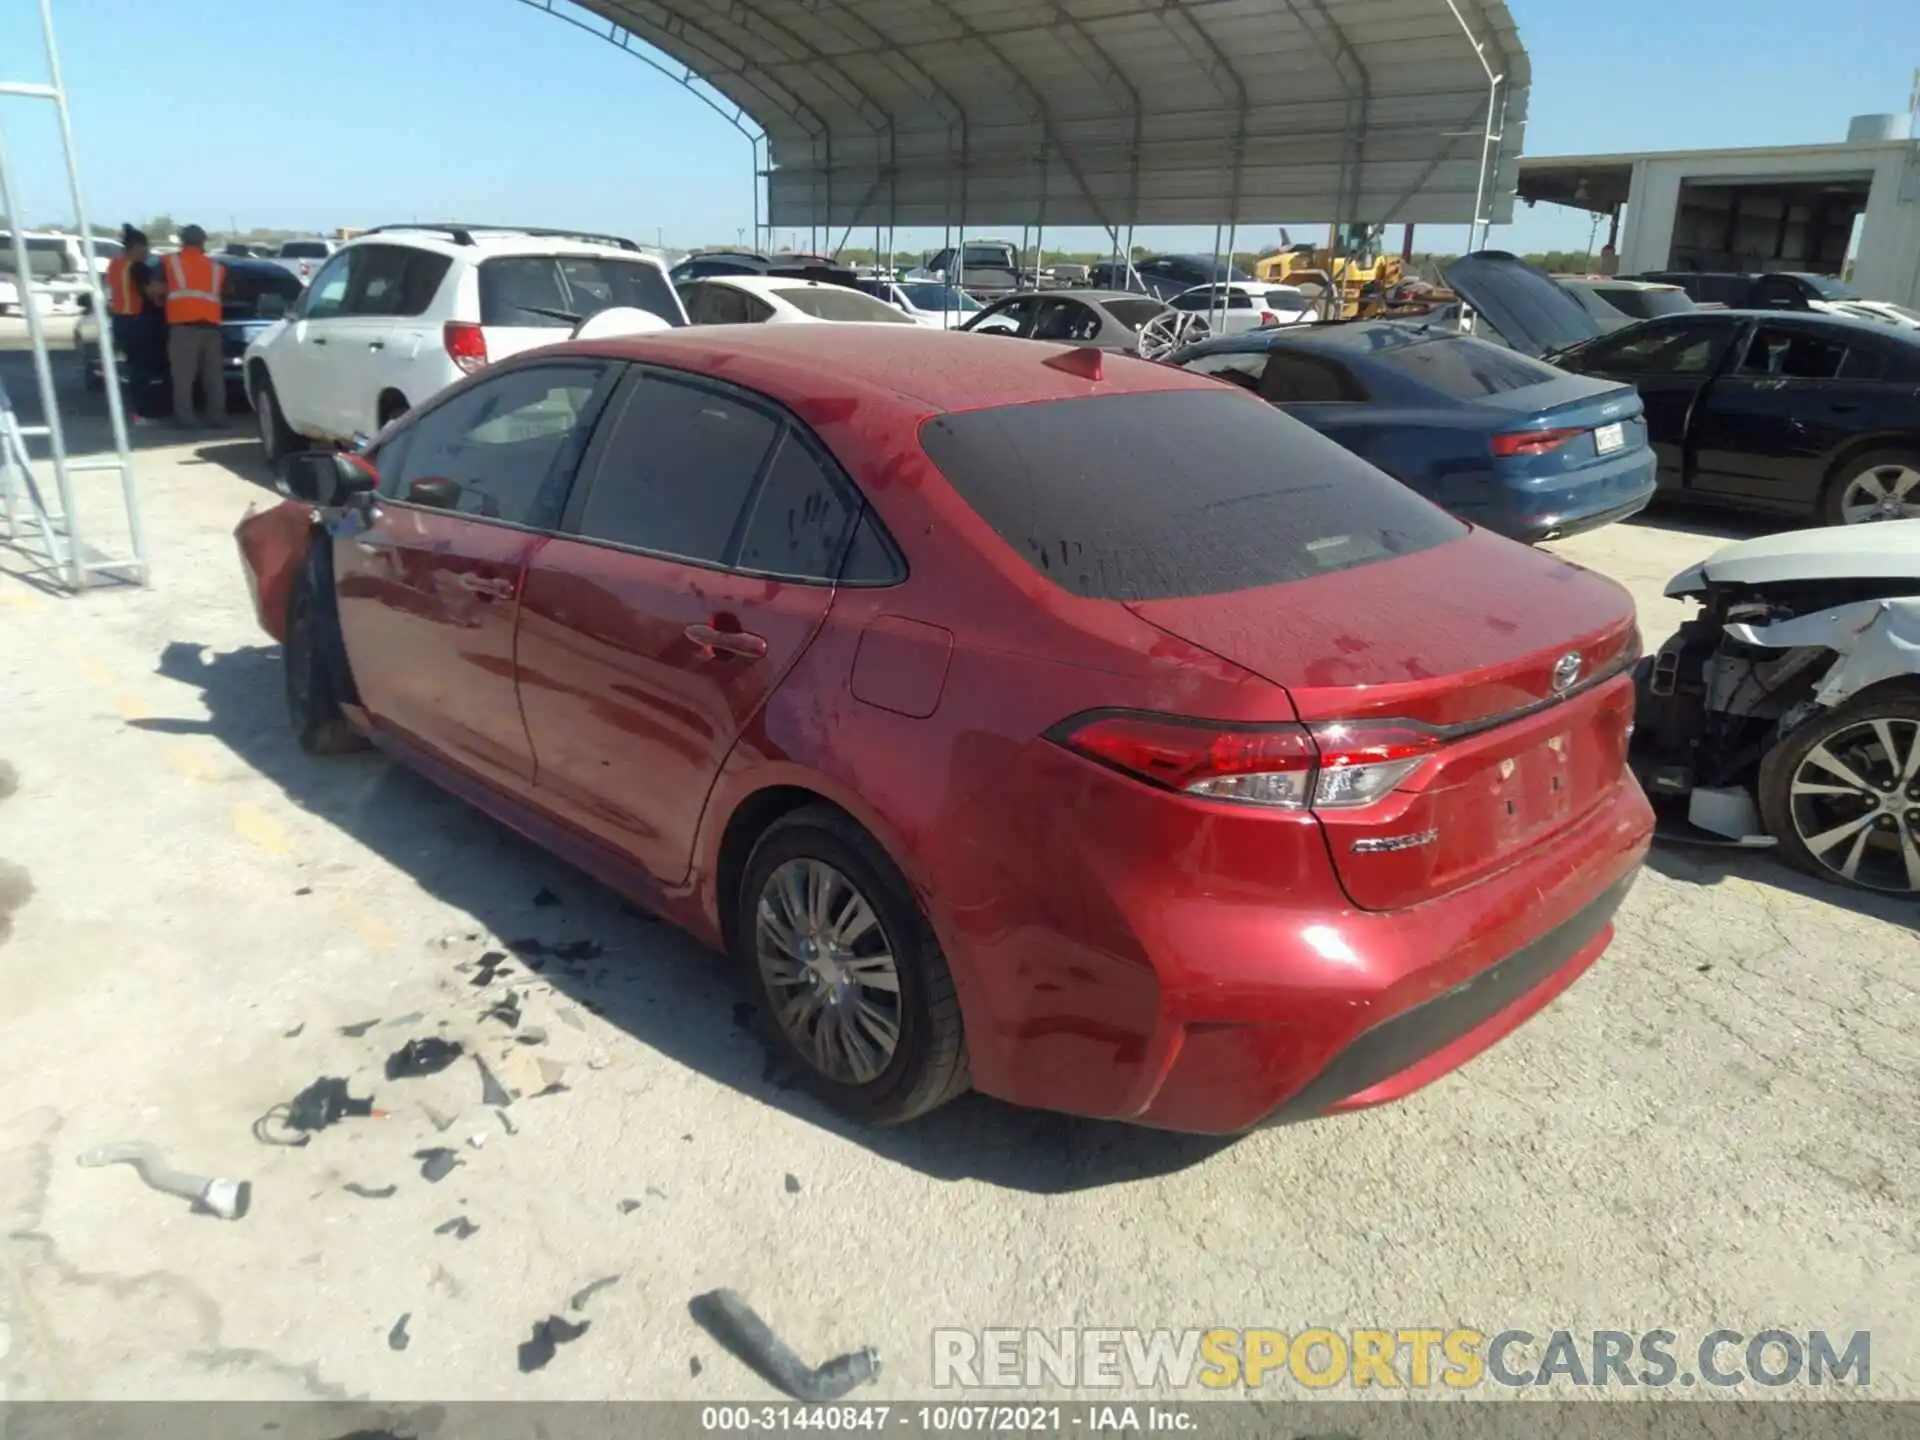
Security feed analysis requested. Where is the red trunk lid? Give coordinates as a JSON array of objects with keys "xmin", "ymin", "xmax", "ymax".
[{"xmin": 1127, "ymin": 529, "xmax": 1640, "ymax": 910}]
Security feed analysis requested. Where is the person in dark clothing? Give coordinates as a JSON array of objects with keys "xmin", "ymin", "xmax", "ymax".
[
  {"xmin": 125, "ymin": 269, "xmax": 171, "ymax": 422},
  {"xmin": 105, "ymin": 225, "xmax": 160, "ymax": 425}
]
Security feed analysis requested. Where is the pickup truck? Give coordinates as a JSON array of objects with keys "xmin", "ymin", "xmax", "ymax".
[
  {"xmin": 906, "ymin": 239, "xmax": 1038, "ymax": 300},
  {"xmin": 270, "ymin": 238, "xmax": 338, "ymax": 284}
]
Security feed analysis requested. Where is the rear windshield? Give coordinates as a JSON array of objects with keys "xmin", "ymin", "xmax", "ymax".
[
  {"xmin": 225, "ymin": 265, "xmax": 304, "ymax": 319},
  {"xmin": 480, "ymin": 255, "xmax": 684, "ymax": 328},
  {"xmin": 770, "ymin": 285, "xmax": 915, "ymax": 322},
  {"xmin": 1373, "ymin": 336, "xmax": 1563, "ymax": 399},
  {"xmin": 1104, "ymin": 298, "xmax": 1168, "ymax": 332},
  {"xmin": 918, "ymin": 390, "xmax": 1464, "ymax": 601},
  {"xmin": 279, "ymin": 241, "xmax": 331, "ymax": 258},
  {"xmin": 1600, "ymin": 286, "xmax": 1693, "ymax": 320}
]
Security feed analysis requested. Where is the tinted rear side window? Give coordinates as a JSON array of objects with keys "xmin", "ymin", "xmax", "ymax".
[
  {"xmin": 1104, "ymin": 299, "xmax": 1167, "ymax": 332},
  {"xmin": 1373, "ymin": 337, "xmax": 1563, "ymax": 399},
  {"xmin": 919, "ymin": 391, "xmax": 1464, "ymax": 602},
  {"xmin": 224, "ymin": 265, "xmax": 305, "ymax": 319},
  {"xmin": 573, "ymin": 376, "xmax": 779, "ymax": 563},
  {"xmin": 735, "ymin": 435, "xmax": 857, "ymax": 579},
  {"xmin": 280, "ymin": 241, "xmax": 331, "ymax": 259},
  {"xmin": 769, "ymin": 286, "xmax": 914, "ymax": 322}
]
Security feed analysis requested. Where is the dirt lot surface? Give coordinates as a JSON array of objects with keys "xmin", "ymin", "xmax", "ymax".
[{"xmin": 1, "ymin": 338, "xmax": 1914, "ymax": 1408}]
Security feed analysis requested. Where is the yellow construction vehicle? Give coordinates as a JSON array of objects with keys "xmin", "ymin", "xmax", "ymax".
[{"xmin": 1256, "ymin": 224, "xmax": 1427, "ymax": 320}]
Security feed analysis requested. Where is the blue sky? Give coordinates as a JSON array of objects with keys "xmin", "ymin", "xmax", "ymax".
[{"xmin": 2, "ymin": 0, "xmax": 1915, "ymax": 258}]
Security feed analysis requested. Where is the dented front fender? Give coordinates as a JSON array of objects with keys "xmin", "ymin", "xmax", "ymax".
[{"xmin": 234, "ymin": 500, "xmax": 317, "ymax": 643}]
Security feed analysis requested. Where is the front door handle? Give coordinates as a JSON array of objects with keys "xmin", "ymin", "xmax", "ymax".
[
  {"xmin": 368, "ymin": 339, "xmax": 386, "ymax": 351},
  {"xmin": 311, "ymin": 336, "xmax": 328, "ymax": 346},
  {"xmin": 457, "ymin": 573, "xmax": 516, "ymax": 601},
  {"xmin": 685, "ymin": 622, "xmax": 768, "ymax": 659}
]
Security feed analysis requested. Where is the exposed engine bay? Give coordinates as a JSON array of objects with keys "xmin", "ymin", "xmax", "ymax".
[{"xmin": 1628, "ymin": 522, "xmax": 1920, "ymax": 893}]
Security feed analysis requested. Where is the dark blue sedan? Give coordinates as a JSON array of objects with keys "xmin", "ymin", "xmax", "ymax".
[{"xmin": 1168, "ymin": 255, "xmax": 1657, "ymax": 542}]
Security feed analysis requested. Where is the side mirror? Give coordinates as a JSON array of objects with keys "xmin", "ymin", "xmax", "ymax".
[
  {"xmin": 406, "ymin": 476, "xmax": 462, "ymax": 510},
  {"xmin": 282, "ymin": 449, "xmax": 377, "ymax": 507}
]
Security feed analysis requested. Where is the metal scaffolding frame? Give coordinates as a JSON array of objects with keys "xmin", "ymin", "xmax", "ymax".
[
  {"xmin": 0, "ymin": 0, "xmax": 145, "ymax": 592},
  {"xmin": 544, "ymin": 0, "xmax": 1529, "ymax": 262}
]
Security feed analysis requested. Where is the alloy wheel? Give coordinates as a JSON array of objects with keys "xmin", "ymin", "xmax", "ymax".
[
  {"xmin": 1838, "ymin": 463, "xmax": 1920, "ymax": 524},
  {"xmin": 1136, "ymin": 311, "xmax": 1210, "ymax": 361},
  {"xmin": 1787, "ymin": 717, "xmax": 1920, "ymax": 891},
  {"xmin": 755, "ymin": 857, "xmax": 902, "ymax": 1084}
]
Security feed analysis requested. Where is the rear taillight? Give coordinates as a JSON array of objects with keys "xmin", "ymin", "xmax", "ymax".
[
  {"xmin": 1050, "ymin": 712, "xmax": 1439, "ymax": 810},
  {"xmin": 1258, "ymin": 310, "xmax": 1278, "ymax": 326},
  {"xmin": 444, "ymin": 321, "xmax": 488, "ymax": 375},
  {"xmin": 1491, "ymin": 427, "xmax": 1583, "ymax": 458}
]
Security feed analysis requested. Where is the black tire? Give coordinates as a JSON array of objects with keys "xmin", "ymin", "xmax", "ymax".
[
  {"xmin": 1758, "ymin": 684, "xmax": 1920, "ymax": 894},
  {"xmin": 1820, "ymin": 448, "xmax": 1920, "ymax": 527},
  {"xmin": 284, "ymin": 565, "xmax": 364, "ymax": 756},
  {"xmin": 737, "ymin": 805, "xmax": 969, "ymax": 1125},
  {"xmin": 254, "ymin": 372, "xmax": 298, "ymax": 467},
  {"xmin": 377, "ymin": 392, "xmax": 410, "ymax": 428}
]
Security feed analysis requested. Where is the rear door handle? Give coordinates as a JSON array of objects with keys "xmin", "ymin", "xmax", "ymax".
[
  {"xmin": 458, "ymin": 573, "xmax": 516, "ymax": 601},
  {"xmin": 311, "ymin": 336, "xmax": 328, "ymax": 346},
  {"xmin": 685, "ymin": 622, "xmax": 767, "ymax": 659},
  {"xmin": 368, "ymin": 339, "xmax": 386, "ymax": 351}
]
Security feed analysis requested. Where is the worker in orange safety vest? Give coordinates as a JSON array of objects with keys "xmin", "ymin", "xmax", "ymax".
[
  {"xmin": 162, "ymin": 224, "xmax": 227, "ymax": 428},
  {"xmin": 104, "ymin": 225, "xmax": 162, "ymax": 425}
]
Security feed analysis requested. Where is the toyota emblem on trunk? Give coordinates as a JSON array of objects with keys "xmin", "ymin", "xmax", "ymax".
[{"xmin": 1551, "ymin": 651, "xmax": 1583, "ymax": 694}]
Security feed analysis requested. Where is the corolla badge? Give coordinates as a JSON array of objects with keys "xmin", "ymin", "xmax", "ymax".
[{"xmin": 1551, "ymin": 651, "xmax": 1583, "ymax": 694}]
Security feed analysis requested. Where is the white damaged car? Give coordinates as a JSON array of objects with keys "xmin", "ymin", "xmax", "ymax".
[{"xmin": 1632, "ymin": 520, "xmax": 1920, "ymax": 893}]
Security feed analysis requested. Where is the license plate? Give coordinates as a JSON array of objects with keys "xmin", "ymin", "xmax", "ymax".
[{"xmin": 1594, "ymin": 422, "xmax": 1625, "ymax": 455}]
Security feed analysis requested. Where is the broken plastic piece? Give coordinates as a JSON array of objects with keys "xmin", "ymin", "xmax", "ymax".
[
  {"xmin": 558, "ymin": 1009, "xmax": 586, "ymax": 1032},
  {"xmin": 434, "ymin": 1215, "xmax": 479, "ymax": 1239},
  {"xmin": 338, "ymin": 1019, "xmax": 380, "ymax": 1038},
  {"xmin": 496, "ymin": 1108, "xmax": 519, "ymax": 1136},
  {"xmin": 690, "ymin": 1356, "xmax": 703, "ymax": 1377},
  {"xmin": 569, "ymin": 1275, "xmax": 620, "ymax": 1312},
  {"xmin": 532, "ymin": 1083, "xmax": 570, "ymax": 1099},
  {"xmin": 689, "ymin": 1289, "xmax": 879, "ymax": 1400},
  {"xmin": 344, "ymin": 1182, "xmax": 397, "ymax": 1199},
  {"xmin": 533, "ymin": 887, "xmax": 561, "ymax": 907},
  {"xmin": 414, "ymin": 1147, "xmax": 461, "ymax": 1183},
  {"xmin": 471, "ymin": 951, "xmax": 511, "ymax": 986},
  {"xmin": 293, "ymin": 885, "xmax": 313, "ymax": 896},
  {"xmin": 467, "ymin": 1132, "xmax": 488, "ymax": 1150},
  {"xmin": 475, "ymin": 1055, "xmax": 513, "ymax": 1108},
  {"xmin": 286, "ymin": 1077, "xmax": 376, "ymax": 1132},
  {"xmin": 517, "ymin": 1315, "xmax": 590, "ymax": 1373},
  {"xmin": 389, "ymin": 1011, "xmax": 426, "ymax": 1027},
  {"xmin": 554, "ymin": 940, "xmax": 603, "ymax": 961},
  {"xmin": 385, "ymin": 1037, "xmax": 464, "ymax": 1080},
  {"xmin": 421, "ymin": 1103, "xmax": 458, "ymax": 1134},
  {"xmin": 516, "ymin": 1027, "xmax": 549, "ymax": 1047},
  {"xmin": 784, "ymin": 1174, "xmax": 801, "ymax": 1195},
  {"xmin": 485, "ymin": 993, "xmax": 522, "ymax": 1029},
  {"xmin": 618, "ymin": 1198, "xmax": 641, "ymax": 1215},
  {"xmin": 389, "ymin": 1313, "xmax": 411, "ymax": 1352},
  {"xmin": 77, "ymin": 1143, "xmax": 252, "ymax": 1221},
  {"xmin": 282, "ymin": 1023, "xmax": 305, "ymax": 1039}
]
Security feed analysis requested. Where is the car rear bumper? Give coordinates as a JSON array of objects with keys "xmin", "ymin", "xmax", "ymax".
[
  {"xmin": 1455, "ymin": 446, "xmax": 1657, "ymax": 543},
  {"xmin": 947, "ymin": 757, "xmax": 1652, "ymax": 1134}
]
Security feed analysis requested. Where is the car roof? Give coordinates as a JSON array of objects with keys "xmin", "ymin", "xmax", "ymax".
[
  {"xmin": 987, "ymin": 289, "xmax": 1152, "ymax": 304},
  {"xmin": 1186, "ymin": 318, "xmax": 1446, "ymax": 356},
  {"xmin": 221, "ymin": 256, "xmax": 306, "ymax": 278},
  {"xmin": 344, "ymin": 228, "xmax": 666, "ymax": 267},
  {"xmin": 703, "ymin": 274, "xmax": 874, "ymax": 297},
  {"xmin": 1560, "ymin": 277, "xmax": 1682, "ymax": 291},
  {"xmin": 556, "ymin": 323, "xmax": 1223, "ymax": 414}
]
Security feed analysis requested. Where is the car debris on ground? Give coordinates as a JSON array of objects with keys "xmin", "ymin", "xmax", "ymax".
[
  {"xmin": 76, "ymin": 1142, "xmax": 252, "ymax": 1220},
  {"xmin": 414, "ymin": 1147, "xmax": 462, "ymax": 1183},
  {"xmin": 385, "ymin": 1036, "xmax": 463, "ymax": 1079},
  {"xmin": 435, "ymin": 1215, "xmax": 480, "ymax": 1239},
  {"xmin": 517, "ymin": 1315, "xmax": 590, "ymax": 1373},
  {"xmin": 690, "ymin": 1288, "xmax": 880, "ymax": 1400}
]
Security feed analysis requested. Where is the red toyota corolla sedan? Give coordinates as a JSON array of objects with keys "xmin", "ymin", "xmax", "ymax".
[{"xmin": 236, "ymin": 324, "xmax": 1652, "ymax": 1134}]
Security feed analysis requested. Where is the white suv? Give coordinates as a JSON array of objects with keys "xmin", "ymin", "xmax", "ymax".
[{"xmin": 245, "ymin": 225, "xmax": 688, "ymax": 461}]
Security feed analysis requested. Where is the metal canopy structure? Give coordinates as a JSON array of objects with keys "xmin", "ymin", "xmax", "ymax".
[{"xmin": 537, "ymin": 0, "xmax": 1529, "ymax": 238}]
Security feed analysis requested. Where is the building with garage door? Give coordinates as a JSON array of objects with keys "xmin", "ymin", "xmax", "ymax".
[{"xmin": 1518, "ymin": 113, "xmax": 1920, "ymax": 307}]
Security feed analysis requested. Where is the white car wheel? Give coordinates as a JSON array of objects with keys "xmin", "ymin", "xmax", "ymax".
[{"xmin": 1136, "ymin": 311, "xmax": 1210, "ymax": 361}]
